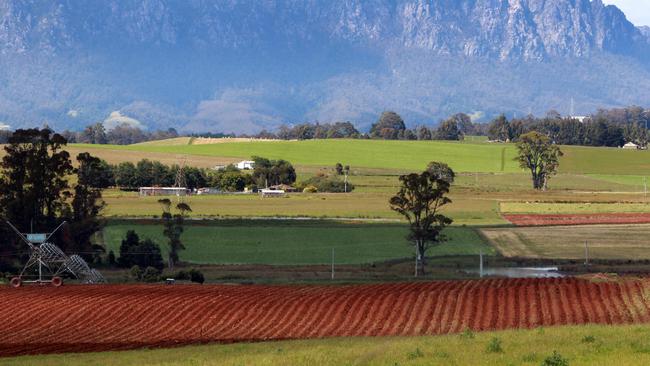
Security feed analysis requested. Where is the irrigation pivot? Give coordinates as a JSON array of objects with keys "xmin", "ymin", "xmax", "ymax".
[{"xmin": 5, "ymin": 221, "xmax": 105, "ymax": 287}]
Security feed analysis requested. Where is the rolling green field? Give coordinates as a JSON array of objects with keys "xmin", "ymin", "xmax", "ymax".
[
  {"xmin": 5, "ymin": 324, "xmax": 650, "ymax": 366},
  {"xmin": 73, "ymin": 139, "xmax": 650, "ymax": 174},
  {"xmin": 102, "ymin": 220, "xmax": 493, "ymax": 265}
]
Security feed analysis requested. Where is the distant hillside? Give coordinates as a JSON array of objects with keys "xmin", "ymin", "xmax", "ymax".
[{"xmin": 0, "ymin": 0, "xmax": 649, "ymax": 133}]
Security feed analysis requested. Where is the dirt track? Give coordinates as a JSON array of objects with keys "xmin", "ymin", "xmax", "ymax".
[{"xmin": 1, "ymin": 278, "xmax": 649, "ymax": 357}]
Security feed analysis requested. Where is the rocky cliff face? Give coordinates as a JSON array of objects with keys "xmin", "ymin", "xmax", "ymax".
[
  {"xmin": 1, "ymin": 0, "xmax": 647, "ymax": 59},
  {"xmin": 0, "ymin": 0, "xmax": 649, "ymax": 132}
]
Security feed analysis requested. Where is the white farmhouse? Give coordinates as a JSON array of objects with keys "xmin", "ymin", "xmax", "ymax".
[{"xmin": 237, "ymin": 160, "xmax": 255, "ymax": 170}]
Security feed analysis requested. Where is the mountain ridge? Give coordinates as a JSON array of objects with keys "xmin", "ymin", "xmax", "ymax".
[{"xmin": 0, "ymin": 0, "xmax": 649, "ymax": 133}]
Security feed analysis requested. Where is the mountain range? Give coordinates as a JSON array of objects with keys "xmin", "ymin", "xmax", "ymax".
[{"xmin": 1, "ymin": 0, "xmax": 649, "ymax": 133}]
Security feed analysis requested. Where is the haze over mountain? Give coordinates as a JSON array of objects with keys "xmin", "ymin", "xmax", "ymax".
[{"xmin": 1, "ymin": 0, "xmax": 649, "ymax": 133}]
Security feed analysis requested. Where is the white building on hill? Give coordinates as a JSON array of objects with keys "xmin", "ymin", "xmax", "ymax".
[{"xmin": 237, "ymin": 160, "xmax": 255, "ymax": 170}]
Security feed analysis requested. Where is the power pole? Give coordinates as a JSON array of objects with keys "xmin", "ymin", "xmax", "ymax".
[
  {"xmin": 479, "ymin": 249, "xmax": 484, "ymax": 278},
  {"xmin": 584, "ymin": 240, "xmax": 589, "ymax": 266},
  {"xmin": 331, "ymin": 248, "xmax": 335, "ymax": 280}
]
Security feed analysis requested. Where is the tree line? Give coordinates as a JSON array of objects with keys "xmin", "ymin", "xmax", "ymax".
[
  {"xmin": 486, "ymin": 107, "xmax": 650, "ymax": 147},
  {"xmin": 61, "ymin": 122, "xmax": 180, "ymax": 145}
]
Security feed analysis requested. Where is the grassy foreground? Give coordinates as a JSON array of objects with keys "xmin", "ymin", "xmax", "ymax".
[
  {"xmin": 102, "ymin": 221, "xmax": 493, "ymax": 265},
  {"xmin": 5, "ymin": 324, "xmax": 650, "ymax": 365}
]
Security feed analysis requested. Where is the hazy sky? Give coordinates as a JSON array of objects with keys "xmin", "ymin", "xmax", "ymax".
[{"xmin": 604, "ymin": 0, "xmax": 650, "ymax": 26}]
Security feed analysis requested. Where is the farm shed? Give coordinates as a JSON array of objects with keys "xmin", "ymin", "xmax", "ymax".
[
  {"xmin": 139, "ymin": 187, "xmax": 189, "ymax": 196},
  {"xmin": 623, "ymin": 142, "xmax": 640, "ymax": 150},
  {"xmin": 236, "ymin": 160, "xmax": 255, "ymax": 170}
]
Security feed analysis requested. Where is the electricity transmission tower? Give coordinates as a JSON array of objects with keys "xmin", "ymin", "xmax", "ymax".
[{"xmin": 174, "ymin": 156, "xmax": 188, "ymax": 202}]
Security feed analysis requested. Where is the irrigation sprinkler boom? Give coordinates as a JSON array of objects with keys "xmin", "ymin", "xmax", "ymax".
[{"xmin": 5, "ymin": 220, "xmax": 106, "ymax": 287}]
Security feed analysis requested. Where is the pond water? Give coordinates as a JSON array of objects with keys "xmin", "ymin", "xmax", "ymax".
[{"xmin": 465, "ymin": 267, "xmax": 564, "ymax": 278}]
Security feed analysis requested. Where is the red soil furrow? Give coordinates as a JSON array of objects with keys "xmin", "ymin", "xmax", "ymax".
[
  {"xmin": 465, "ymin": 283, "xmax": 484, "ymax": 331},
  {"xmin": 266, "ymin": 290, "xmax": 321, "ymax": 339},
  {"xmin": 334, "ymin": 287, "xmax": 383, "ymax": 337},
  {"xmin": 388, "ymin": 289, "xmax": 422, "ymax": 336},
  {"xmin": 503, "ymin": 213, "xmax": 650, "ymax": 226},
  {"xmin": 218, "ymin": 291, "xmax": 278, "ymax": 339},
  {"xmin": 576, "ymin": 280, "xmax": 599, "ymax": 324},
  {"xmin": 415, "ymin": 282, "xmax": 448, "ymax": 335},
  {"xmin": 567, "ymin": 280, "xmax": 589, "ymax": 324},
  {"xmin": 2, "ymin": 278, "xmax": 650, "ymax": 357},
  {"xmin": 207, "ymin": 290, "xmax": 275, "ymax": 340},
  {"xmin": 532, "ymin": 282, "xmax": 545, "ymax": 328},
  {"xmin": 423, "ymin": 281, "xmax": 454, "ymax": 335},
  {"xmin": 627, "ymin": 281, "xmax": 650, "ymax": 322},
  {"xmin": 544, "ymin": 280, "xmax": 560, "ymax": 326},
  {"xmin": 620, "ymin": 282, "xmax": 647, "ymax": 323},
  {"xmin": 307, "ymin": 291, "xmax": 358, "ymax": 338},
  {"xmin": 234, "ymin": 290, "xmax": 298, "ymax": 339},
  {"xmin": 493, "ymin": 282, "xmax": 507, "ymax": 330},
  {"xmin": 402, "ymin": 289, "xmax": 431, "ymax": 334},
  {"xmin": 591, "ymin": 283, "xmax": 621, "ymax": 324},
  {"xmin": 450, "ymin": 280, "xmax": 481, "ymax": 333}
]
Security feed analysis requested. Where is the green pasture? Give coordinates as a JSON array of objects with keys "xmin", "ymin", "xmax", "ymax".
[
  {"xmin": 73, "ymin": 139, "xmax": 522, "ymax": 173},
  {"xmin": 6, "ymin": 324, "xmax": 650, "ymax": 366},
  {"xmin": 74, "ymin": 139, "xmax": 650, "ymax": 175},
  {"xmin": 101, "ymin": 220, "xmax": 493, "ymax": 265},
  {"xmin": 100, "ymin": 190, "xmax": 506, "ymax": 225}
]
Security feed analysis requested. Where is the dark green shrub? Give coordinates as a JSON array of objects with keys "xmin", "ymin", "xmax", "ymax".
[
  {"xmin": 486, "ymin": 337, "xmax": 503, "ymax": 353},
  {"xmin": 189, "ymin": 269, "xmax": 205, "ymax": 284},
  {"xmin": 142, "ymin": 266, "xmax": 161, "ymax": 283},
  {"xmin": 541, "ymin": 351, "xmax": 568, "ymax": 366}
]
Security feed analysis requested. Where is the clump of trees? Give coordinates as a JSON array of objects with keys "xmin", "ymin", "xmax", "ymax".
[
  {"xmin": 111, "ymin": 160, "xmax": 207, "ymax": 190},
  {"xmin": 486, "ymin": 106, "xmax": 650, "ymax": 147},
  {"xmin": 272, "ymin": 122, "xmax": 360, "ymax": 140},
  {"xmin": 515, "ymin": 131, "xmax": 563, "ymax": 190},
  {"xmin": 252, "ymin": 156, "xmax": 296, "ymax": 187},
  {"xmin": 118, "ymin": 230, "xmax": 164, "ymax": 270},
  {"xmin": 208, "ymin": 165, "xmax": 254, "ymax": 192},
  {"xmin": 389, "ymin": 162, "xmax": 454, "ymax": 277},
  {"xmin": 63, "ymin": 122, "xmax": 180, "ymax": 145},
  {"xmin": 0, "ymin": 128, "xmax": 106, "ymax": 269}
]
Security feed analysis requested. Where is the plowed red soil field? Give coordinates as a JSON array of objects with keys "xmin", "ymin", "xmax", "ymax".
[
  {"xmin": 1, "ymin": 278, "xmax": 649, "ymax": 357},
  {"xmin": 503, "ymin": 213, "xmax": 650, "ymax": 226}
]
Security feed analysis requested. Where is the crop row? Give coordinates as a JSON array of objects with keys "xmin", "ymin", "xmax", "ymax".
[{"xmin": 0, "ymin": 278, "xmax": 648, "ymax": 356}]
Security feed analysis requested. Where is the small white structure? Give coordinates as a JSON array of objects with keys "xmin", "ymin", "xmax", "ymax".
[
  {"xmin": 623, "ymin": 142, "xmax": 640, "ymax": 150},
  {"xmin": 236, "ymin": 160, "xmax": 255, "ymax": 170},
  {"xmin": 260, "ymin": 189, "xmax": 285, "ymax": 197},
  {"xmin": 570, "ymin": 116, "xmax": 588, "ymax": 123},
  {"xmin": 139, "ymin": 187, "xmax": 189, "ymax": 196}
]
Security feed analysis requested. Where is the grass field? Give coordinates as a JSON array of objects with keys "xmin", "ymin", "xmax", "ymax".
[
  {"xmin": 72, "ymin": 139, "xmax": 522, "ymax": 173},
  {"xmin": 102, "ymin": 220, "xmax": 493, "ymax": 265},
  {"xmin": 481, "ymin": 224, "xmax": 650, "ymax": 259},
  {"xmin": 5, "ymin": 324, "xmax": 650, "ymax": 366},
  {"xmin": 101, "ymin": 188, "xmax": 506, "ymax": 225},
  {"xmin": 71, "ymin": 139, "xmax": 650, "ymax": 175}
]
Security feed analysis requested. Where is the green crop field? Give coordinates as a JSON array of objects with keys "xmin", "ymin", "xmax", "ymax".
[
  {"xmin": 5, "ymin": 324, "xmax": 650, "ymax": 366},
  {"xmin": 102, "ymin": 220, "xmax": 493, "ymax": 265},
  {"xmin": 73, "ymin": 139, "xmax": 650, "ymax": 174}
]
